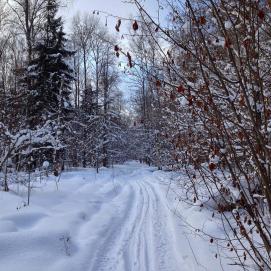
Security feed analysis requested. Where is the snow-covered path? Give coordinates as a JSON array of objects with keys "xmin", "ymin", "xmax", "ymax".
[
  {"xmin": 52, "ymin": 163, "xmax": 184, "ymax": 271},
  {"xmin": 74, "ymin": 164, "xmax": 182, "ymax": 271},
  {"xmin": 0, "ymin": 162, "xmax": 231, "ymax": 271}
]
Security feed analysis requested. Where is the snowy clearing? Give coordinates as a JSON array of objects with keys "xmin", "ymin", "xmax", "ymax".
[{"xmin": 0, "ymin": 162, "xmax": 239, "ymax": 271}]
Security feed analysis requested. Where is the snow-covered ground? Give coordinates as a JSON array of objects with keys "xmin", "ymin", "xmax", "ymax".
[{"xmin": 0, "ymin": 162, "xmax": 240, "ymax": 271}]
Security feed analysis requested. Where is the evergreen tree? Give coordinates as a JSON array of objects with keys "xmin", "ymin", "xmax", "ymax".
[
  {"xmin": 17, "ymin": 0, "xmax": 76, "ymax": 169},
  {"xmin": 27, "ymin": 0, "xmax": 74, "ymax": 128}
]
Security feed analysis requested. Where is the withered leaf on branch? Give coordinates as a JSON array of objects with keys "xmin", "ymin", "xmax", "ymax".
[
  {"xmin": 177, "ymin": 84, "xmax": 185, "ymax": 93},
  {"xmin": 199, "ymin": 16, "xmax": 206, "ymax": 25},
  {"xmin": 188, "ymin": 96, "xmax": 194, "ymax": 106},
  {"xmin": 114, "ymin": 45, "xmax": 119, "ymax": 52},
  {"xmin": 133, "ymin": 20, "xmax": 139, "ymax": 31},
  {"xmin": 127, "ymin": 52, "xmax": 133, "ymax": 68},
  {"xmin": 156, "ymin": 80, "xmax": 162, "ymax": 88},
  {"xmin": 209, "ymin": 163, "xmax": 216, "ymax": 171},
  {"xmin": 115, "ymin": 19, "xmax": 121, "ymax": 32}
]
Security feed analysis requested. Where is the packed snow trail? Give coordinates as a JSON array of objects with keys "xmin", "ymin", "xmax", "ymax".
[
  {"xmin": 0, "ymin": 162, "xmax": 236, "ymax": 271},
  {"xmin": 54, "ymin": 163, "xmax": 184, "ymax": 271}
]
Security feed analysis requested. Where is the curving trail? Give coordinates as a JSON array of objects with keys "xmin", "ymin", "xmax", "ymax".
[
  {"xmin": 0, "ymin": 162, "xmax": 216, "ymax": 271},
  {"xmin": 89, "ymin": 164, "xmax": 185, "ymax": 271},
  {"xmin": 55, "ymin": 162, "xmax": 186, "ymax": 271}
]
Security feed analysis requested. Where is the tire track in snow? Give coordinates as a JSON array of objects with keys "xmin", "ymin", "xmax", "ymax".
[
  {"xmin": 59, "ymin": 166, "xmax": 186, "ymax": 271},
  {"xmin": 75, "ymin": 182, "xmax": 129, "ymax": 243},
  {"xmin": 122, "ymin": 180, "xmax": 152, "ymax": 271},
  {"xmin": 86, "ymin": 181, "xmax": 139, "ymax": 271},
  {"xmin": 86, "ymin": 175, "xmax": 153, "ymax": 271},
  {"xmin": 142, "ymin": 178, "xmax": 186, "ymax": 271}
]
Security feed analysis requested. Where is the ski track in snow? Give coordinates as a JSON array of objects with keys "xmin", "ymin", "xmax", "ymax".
[
  {"xmin": 71, "ymin": 166, "xmax": 183, "ymax": 271},
  {"xmin": 0, "ymin": 162, "xmax": 233, "ymax": 271}
]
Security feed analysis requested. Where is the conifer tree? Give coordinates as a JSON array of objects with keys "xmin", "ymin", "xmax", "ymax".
[
  {"xmin": 27, "ymin": 0, "xmax": 74, "ymax": 128},
  {"xmin": 19, "ymin": 0, "xmax": 75, "ymax": 168}
]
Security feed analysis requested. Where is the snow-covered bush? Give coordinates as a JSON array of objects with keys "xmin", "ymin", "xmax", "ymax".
[{"xmin": 0, "ymin": 121, "xmax": 63, "ymax": 191}]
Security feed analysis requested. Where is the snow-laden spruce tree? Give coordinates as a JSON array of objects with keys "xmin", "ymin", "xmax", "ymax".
[
  {"xmin": 27, "ymin": 0, "xmax": 74, "ymax": 129},
  {"xmin": 21, "ymin": 0, "xmax": 75, "ymax": 169}
]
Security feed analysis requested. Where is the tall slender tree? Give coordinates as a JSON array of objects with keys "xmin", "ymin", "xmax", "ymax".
[{"xmin": 27, "ymin": 0, "xmax": 74, "ymax": 128}]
